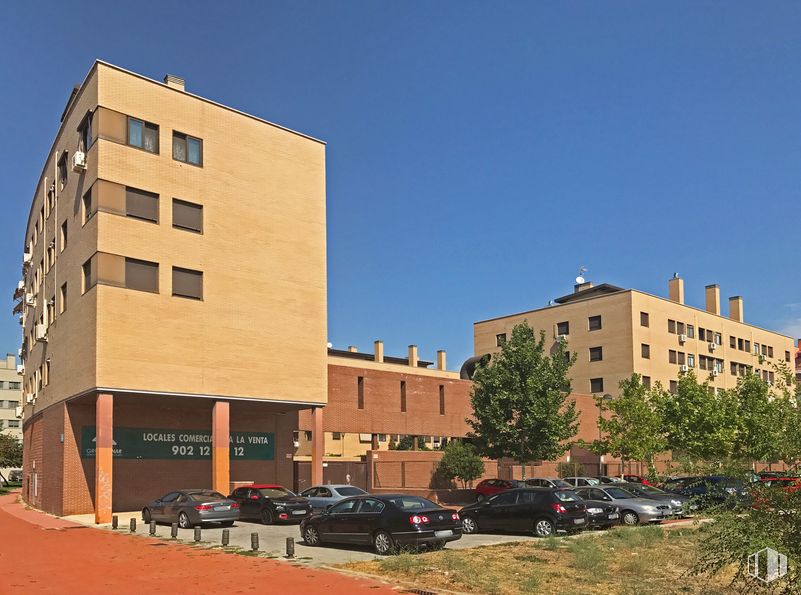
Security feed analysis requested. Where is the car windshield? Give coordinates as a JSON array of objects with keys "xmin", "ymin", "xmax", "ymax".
[
  {"xmin": 637, "ymin": 485, "xmax": 666, "ymax": 495},
  {"xmin": 387, "ymin": 495, "xmax": 439, "ymax": 510},
  {"xmin": 554, "ymin": 490, "xmax": 581, "ymax": 502},
  {"xmin": 605, "ymin": 488, "xmax": 635, "ymax": 499},
  {"xmin": 336, "ymin": 487, "xmax": 366, "ymax": 496},
  {"xmin": 258, "ymin": 487, "xmax": 293, "ymax": 498},
  {"xmin": 188, "ymin": 491, "xmax": 226, "ymax": 501},
  {"xmin": 550, "ymin": 479, "xmax": 572, "ymax": 488}
]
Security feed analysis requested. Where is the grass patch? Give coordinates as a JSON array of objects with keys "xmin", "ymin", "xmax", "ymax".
[{"xmin": 568, "ymin": 538, "xmax": 606, "ymax": 573}]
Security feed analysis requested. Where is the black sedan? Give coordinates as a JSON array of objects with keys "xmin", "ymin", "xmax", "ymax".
[
  {"xmin": 142, "ymin": 489, "xmax": 240, "ymax": 528},
  {"xmin": 300, "ymin": 494, "xmax": 462, "ymax": 554},
  {"xmin": 460, "ymin": 487, "xmax": 588, "ymax": 537},
  {"xmin": 580, "ymin": 498, "xmax": 620, "ymax": 529},
  {"xmin": 228, "ymin": 484, "xmax": 312, "ymax": 524}
]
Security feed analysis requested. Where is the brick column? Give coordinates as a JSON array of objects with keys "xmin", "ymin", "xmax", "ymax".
[
  {"xmin": 94, "ymin": 393, "xmax": 113, "ymax": 524},
  {"xmin": 212, "ymin": 401, "xmax": 230, "ymax": 495},
  {"xmin": 311, "ymin": 407, "xmax": 324, "ymax": 486}
]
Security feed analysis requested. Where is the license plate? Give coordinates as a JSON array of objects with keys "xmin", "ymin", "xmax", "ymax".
[
  {"xmin": 434, "ymin": 530, "xmax": 453, "ymax": 538},
  {"xmin": 608, "ymin": 513, "xmax": 619, "ymax": 519},
  {"xmin": 292, "ymin": 509, "xmax": 307, "ymax": 515},
  {"xmin": 214, "ymin": 505, "xmax": 230, "ymax": 511},
  {"xmin": 573, "ymin": 518, "xmax": 585, "ymax": 525}
]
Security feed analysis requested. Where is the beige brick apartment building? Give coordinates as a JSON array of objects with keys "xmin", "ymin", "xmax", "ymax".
[{"xmin": 15, "ymin": 61, "xmax": 328, "ymax": 520}]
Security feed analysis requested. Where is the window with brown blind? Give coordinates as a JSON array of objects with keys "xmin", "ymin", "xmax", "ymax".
[
  {"xmin": 173, "ymin": 199, "xmax": 203, "ymax": 233},
  {"xmin": 125, "ymin": 187, "xmax": 159, "ymax": 223},
  {"xmin": 400, "ymin": 381, "xmax": 407, "ymax": 412},
  {"xmin": 125, "ymin": 258, "xmax": 159, "ymax": 293},
  {"xmin": 172, "ymin": 267, "xmax": 202, "ymax": 300},
  {"xmin": 439, "ymin": 385, "xmax": 445, "ymax": 415}
]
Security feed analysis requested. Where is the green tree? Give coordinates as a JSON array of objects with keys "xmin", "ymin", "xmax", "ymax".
[
  {"xmin": 467, "ymin": 322, "xmax": 579, "ymax": 479},
  {"xmin": 437, "ymin": 441, "xmax": 485, "ymax": 489},
  {"xmin": 732, "ymin": 372, "xmax": 784, "ymax": 466},
  {"xmin": 589, "ymin": 374, "xmax": 667, "ymax": 476},
  {"xmin": 0, "ymin": 432, "xmax": 22, "ymax": 485}
]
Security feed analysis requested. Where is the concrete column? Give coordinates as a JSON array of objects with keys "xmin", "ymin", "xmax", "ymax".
[
  {"xmin": 94, "ymin": 393, "xmax": 113, "ymax": 524},
  {"xmin": 374, "ymin": 340, "xmax": 384, "ymax": 363},
  {"xmin": 437, "ymin": 350, "xmax": 446, "ymax": 371},
  {"xmin": 311, "ymin": 407, "xmax": 324, "ymax": 486},
  {"xmin": 705, "ymin": 284, "xmax": 720, "ymax": 315},
  {"xmin": 408, "ymin": 345, "xmax": 418, "ymax": 368},
  {"xmin": 729, "ymin": 296, "xmax": 744, "ymax": 322},
  {"xmin": 212, "ymin": 401, "xmax": 230, "ymax": 496},
  {"xmin": 668, "ymin": 276, "xmax": 684, "ymax": 304}
]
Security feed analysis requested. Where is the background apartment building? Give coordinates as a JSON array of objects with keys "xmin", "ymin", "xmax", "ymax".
[
  {"xmin": 0, "ymin": 354, "xmax": 23, "ymax": 480},
  {"xmin": 475, "ymin": 277, "xmax": 796, "ymax": 397},
  {"xmin": 14, "ymin": 61, "xmax": 327, "ymax": 521}
]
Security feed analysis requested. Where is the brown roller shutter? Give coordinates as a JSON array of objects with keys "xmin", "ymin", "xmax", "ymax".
[
  {"xmin": 125, "ymin": 258, "xmax": 159, "ymax": 293},
  {"xmin": 125, "ymin": 187, "xmax": 159, "ymax": 222},
  {"xmin": 172, "ymin": 267, "xmax": 203, "ymax": 300},
  {"xmin": 172, "ymin": 199, "xmax": 203, "ymax": 232}
]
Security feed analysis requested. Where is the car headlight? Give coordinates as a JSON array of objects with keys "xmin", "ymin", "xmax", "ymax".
[
  {"xmin": 588, "ymin": 507, "xmax": 602, "ymax": 514},
  {"xmin": 275, "ymin": 505, "xmax": 285, "ymax": 511},
  {"xmin": 671, "ymin": 500, "xmax": 682, "ymax": 507}
]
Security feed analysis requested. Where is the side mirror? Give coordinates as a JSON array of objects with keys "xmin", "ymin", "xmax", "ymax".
[{"xmin": 325, "ymin": 504, "xmax": 333, "ymax": 511}]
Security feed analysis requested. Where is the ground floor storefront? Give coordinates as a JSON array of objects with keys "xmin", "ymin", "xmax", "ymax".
[{"xmin": 21, "ymin": 392, "xmax": 324, "ymax": 520}]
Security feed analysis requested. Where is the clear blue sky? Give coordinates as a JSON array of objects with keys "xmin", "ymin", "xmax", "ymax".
[{"xmin": 1, "ymin": 2, "xmax": 799, "ymax": 369}]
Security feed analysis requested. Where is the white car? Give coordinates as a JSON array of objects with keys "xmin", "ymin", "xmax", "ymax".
[{"xmin": 300, "ymin": 484, "xmax": 368, "ymax": 511}]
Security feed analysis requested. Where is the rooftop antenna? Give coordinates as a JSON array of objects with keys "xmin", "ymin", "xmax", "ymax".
[
  {"xmin": 672, "ymin": 272, "xmax": 679, "ymax": 279},
  {"xmin": 575, "ymin": 266, "xmax": 588, "ymax": 285}
]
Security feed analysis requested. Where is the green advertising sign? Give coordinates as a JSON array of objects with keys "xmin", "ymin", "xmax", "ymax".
[{"xmin": 81, "ymin": 426, "xmax": 274, "ymax": 461}]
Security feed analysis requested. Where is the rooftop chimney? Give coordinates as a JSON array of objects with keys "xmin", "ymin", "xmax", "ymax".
[
  {"xmin": 668, "ymin": 276, "xmax": 684, "ymax": 304},
  {"xmin": 347, "ymin": 345, "xmax": 358, "ymax": 353},
  {"xmin": 574, "ymin": 281, "xmax": 593, "ymax": 293},
  {"xmin": 374, "ymin": 340, "xmax": 384, "ymax": 363},
  {"xmin": 5, "ymin": 353, "xmax": 15, "ymax": 370},
  {"xmin": 437, "ymin": 350, "xmax": 447, "ymax": 371},
  {"xmin": 163, "ymin": 74, "xmax": 185, "ymax": 91},
  {"xmin": 729, "ymin": 296, "xmax": 743, "ymax": 323},
  {"xmin": 408, "ymin": 345, "xmax": 419, "ymax": 368},
  {"xmin": 705, "ymin": 284, "xmax": 720, "ymax": 316}
]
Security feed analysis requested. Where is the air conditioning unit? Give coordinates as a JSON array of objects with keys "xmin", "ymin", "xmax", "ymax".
[
  {"xmin": 767, "ymin": 380, "xmax": 774, "ymax": 387},
  {"xmin": 22, "ymin": 252, "xmax": 32, "ymax": 264},
  {"xmin": 680, "ymin": 364, "xmax": 689, "ymax": 373},
  {"xmin": 678, "ymin": 334, "xmax": 687, "ymax": 344},
  {"xmin": 758, "ymin": 355, "xmax": 766, "ymax": 364},
  {"xmin": 16, "ymin": 364, "xmax": 24, "ymax": 375},
  {"xmin": 35, "ymin": 324, "xmax": 47, "ymax": 342},
  {"xmin": 25, "ymin": 293, "xmax": 36, "ymax": 307},
  {"xmin": 708, "ymin": 342, "xmax": 717, "ymax": 352},
  {"xmin": 555, "ymin": 334, "xmax": 568, "ymax": 341},
  {"xmin": 292, "ymin": 440, "xmax": 300, "ymax": 448},
  {"xmin": 25, "ymin": 393, "xmax": 34, "ymax": 404},
  {"xmin": 15, "ymin": 405, "xmax": 23, "ymax": 419},
  {"xmin": 17, "ymin": 280, "xmax": 24, "ymax": 291},
  {"xmin": 711, "ymin": 369, "xmax": 719, "ymax": 377},
  {"xmin": 72, "ymin": 150, "xmax": 87, "ymax": 171}
]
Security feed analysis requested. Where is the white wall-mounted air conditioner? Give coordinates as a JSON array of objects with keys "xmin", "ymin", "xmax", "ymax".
[
  {"xmin": 72, "ymin": 150, "xmax": 87, "ymax": 171},
  {"xmin": 708, "ymin": 342, "xmax": 717, "ymax": 352},
  {"xmin": 16, "ymin": 365, "xmax": 24, "ymax": 375},
  {"xmin": 23, "ymin": 252, "xmax": 32, "ymax": 264},
  {"xmin": 711, "ymin": 369, "xmax": 719, "ymax": 377},
  {"xmin": 35, "ymin": 324, "xmax": 47, "ymax": 342},
  {"xmin": 555, "ymin": 334, "xmax": 568, "ymax": 341},
  {"xmin": 25, "ymin": 393, "xmax": 34, "ymax": 404},
  {"xmin": 25, "ymin": 293, "xmax": 36, "ymax": 307},
  {"xmin": 15, "ymin": 405, "xmax": 23, "ymax": 419},
  {"xmin": 680, "ymin": 364, "xmax": 689, "ymax": 372},
  {"xmin": 678, "ymin": 334, "xmax": 687, "ymax": 344}
]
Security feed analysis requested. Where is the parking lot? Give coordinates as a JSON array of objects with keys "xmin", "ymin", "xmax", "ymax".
[{"xmin": 65, "ymin": 511, "xmax": 545, "ymax": 566}]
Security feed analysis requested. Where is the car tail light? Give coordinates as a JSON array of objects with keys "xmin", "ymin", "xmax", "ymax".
[
  {"xmin": 451, "ymin": 513, "xmax": 459, "ymax": 521},
  {"xmin": 194, "ymin": 505, "xmax": 213, "ymax": 511},
  {"xmin": 231, "ymin": 502, "xmax": 239, "ymax": 509},
  {"xmin": 409, "ymin": 515, "xmax": 430, "ymax": 524},
  {"xmin": 550, "ymin": 503, "xmax": 567, "ymax": 514},
  {"xmin": 279, "ymin": 513, "xmax": 288, "ymax": 520}
]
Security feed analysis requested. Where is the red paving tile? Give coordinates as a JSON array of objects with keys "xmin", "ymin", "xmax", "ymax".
[{"xmin": 0, "ymin": 493, "xmax": 397, "ymax": 594}]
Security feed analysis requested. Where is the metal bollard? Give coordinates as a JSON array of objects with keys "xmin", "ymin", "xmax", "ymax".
[
  {"xmin": 129, "ymin": 518, "xmax": 136, "ymax": 532},
  {"xmin": 251, "ymin": 532, "xmax": 259, "ymax": 551},
  {"xmin": 222, "ymin": 529, "xmax": 230, "ymax": 547},
  {"xmin": 285, "ymin": 537, "xmax": 295, "ymax": 558},
  {"xmin": 171, "ymin": 523, "xmax": 178, "ymax": 539},
  {"xmin": 149, "ymin": 520, "xmax": 156, "ymax": 535},
  {"xmin": 111, "ymin": 515, "xmax": 118, "ymax": 529},
  {"xmin": 194, "ymin": 526, "xmax": 201, "ymax": 542}
]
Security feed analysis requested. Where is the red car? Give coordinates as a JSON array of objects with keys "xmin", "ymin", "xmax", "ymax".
[
  {"xmin": 474, "ymin": 479, "xmax": 523, "ymax": 501},
  {"xmin": 752, "ymin": 478, "xmax": 801, "ymax": 509},
  {"xmin": 622, "ymin": 474, "xmax": 650, "ymax": 485}
]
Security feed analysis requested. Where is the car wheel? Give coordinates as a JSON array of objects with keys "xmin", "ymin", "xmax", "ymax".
[
  {"xmin": 303, "ymin": 525, "xmax": 321, "ymax": 546},
  {"xmin": 476, "ymin": 493, "xmax": 485, "ymax": 502},
  {"xmin": 261, "ymin": 509, "xmax": 274, "ymax": 525},
  {"xmin": 142, "ymin": 508, "xmax": 151, "ymax": 524},
  {"xmin": 462, "ymin": 515, "xmax": 478, "ymax": 534},
  {"xmin": 534, "ymin": 518, "xmax": 555, "ymax": 537},
  {"xmin": 373, "ymin": 530, "xmax": 395, "ymax": 555},
  {"xmin": 621, "ymin": 511, "xmax": 640, "ymax": 526},
  {"xmin": 178, "ymin": 512, "xmax": 192, "ymax": 529},
  {"xmin": 220, "ymin": 521, "xmax": 234, "ymax": 527}
]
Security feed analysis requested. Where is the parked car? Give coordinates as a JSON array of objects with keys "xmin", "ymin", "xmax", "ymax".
[
  {"xmin": 596, "ymin": 475, "xmax": 625, "ymax": 484},
  {"xmin": 759, "ymin": 477, "xmax": 801, "ymax": 493},
  {"xmin": 579, "ymin": 497, "xmax": 621, "ymax": 529},
  {"xmin": 299, "ymin": 484, "xmax": 368, "ymax": 511},
  {"xmin": 621, "ymin": 474, "xmax": 650, "ymax": 485},
  {"xmin": 562, "ymin": 476, "xmax": 601, "ymax": 487},
  {"xmin": 8, "ymin": 469, "xmax": 22, "ymax": 482},
  {"xmin": 525, "ymin": 477, "xmax": 573, "ymax": 489},
  {"xmin": 752, "ymin": 477, "xmax": 801, "ymax": 509},
  {"xmin": 617, "ymin": 482, "xmax": 697, "ymax": 516},
  {"xmin": 300, "ymin": 493, "xmax": 461, "ymax": 554},
  {"xmin": 474, "ymin": 479, "xmax": 524, "ymax": 501},
  {"xmin": 460, "ymin": 488, "xmax": 588, "ymax": 537},
  {"xmin": 660, "ymin": 476, "xmax": 750, "ymax": 509},
  {"xmin": 142, "ymin": 489, "xmax": 240, "ymax": 528},
  {"xmin": 574, "ymin": 486, "xmax": 671, "ymax": 526},
  {"xmin": 228, "ymin": 484, "xmax": 312, "ymax": 524}
]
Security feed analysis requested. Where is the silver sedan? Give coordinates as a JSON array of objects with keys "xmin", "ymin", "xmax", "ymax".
[
  {"xmin": 574, "ymin": 486, "xmax": 671, "ymax": 526},
  {"xmin": 299, "ymin": 484, "xmax": 368, "ymax": 511},
  {"xmin": 142, "ymin": 489, "xmax": 240, "ymax": 528}
]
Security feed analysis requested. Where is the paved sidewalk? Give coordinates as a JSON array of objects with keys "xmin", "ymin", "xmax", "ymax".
[{"xmin": 0, "ymin": 493, "xmax": 397, "ymax": 594}]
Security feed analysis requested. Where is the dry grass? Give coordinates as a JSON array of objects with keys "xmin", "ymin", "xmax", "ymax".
[{"xmin": 338, "ymin": 526, "xmax": 737, "ymax": 594}]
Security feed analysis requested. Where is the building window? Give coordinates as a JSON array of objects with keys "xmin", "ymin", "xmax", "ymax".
[
  {"xmin": 172, "ymin": 267, "xmax": 202, "ymax": 300},
  {"xmin": 768, "ymin": 346, "xmax": 774, "ymax": 358},
  {"xmin": 642, "ymin": 376, "xmax": 651, "ymax": 389},
  {"xmin": 669, "ymin": 350, "xmax": 677, "ymax": 364},
  {"xmin": 9, "ymin": 382, "xmax": 20, "ymax": 390},
  {"xmin": 588, "ymin": 315, "xmax": 602, "ymax": 331},
  {"xmin": 125, "ymin": 258, "xmax": 159, "ymax": 293},
  {"xmin": 669, "ymin": 380, "xmax": 678, "ymax": 394},
  {"xmin": 687, "ymin": 325, "xmax": 695, "ymax": 339},
  {"xmin": 173, "ymin": 131, "xmax": 203, "ymax": 165},
  {"xmin": 641, "ymin": 344, "xmax": 650, "ymax": 359},
  {"xmin": 439, "ymin": 385, "xmax": 445, "ymax": 415},
  {"xmin": 400, "ymin": 381, "xmax": 406, "ymax": 413},
  {"xmin": 82, "ymin": 258, "xmax": 93, "ymax": 294},
  {"xmin": 495, "ymin": 333, "xmax": 507, "ymax": 347},
  {"xmin": 126, "ymin": 187, "xmax": 159, "ymax": 223},
  {"xmin": 678, "ymin": 352, "xmax": 686, "ymax": 365},
  {"xmin": 332, "ymin": 432, "xmax": 342, "ymax": 440},
  {"xmin": 82, "ymin": 190, "xmax": 93, "ymax": 224},
  {"xmin": 556, "ymin": 321, "xmax": 569, "ymax": 336},
  {"xmin": 590, "ymin": 378, "xmax": 604, "ymax": 393},
  {"xmin": 687, "ymin": 353, "xmax": 695, "ymax": 368},
  {"xmin": 172, "ymin": 199, "xmax": 203, "ymax": 233},
  {"xmin": 589, "ymin": 346, "xmax": 603, "ymax": 362},
  {"xmin": 730, "ymin": 336, "xmax": 737, "ymax": 349},
  {"xmin": 60, "ymin": 221, "xmax": 68, "ymax": 252},
  {"xmin": 79, "ymin": 111, "xmax": 93, "ymax": 152},
  {"xmin": 668, "ymin": 319, "xmax": 676, "ymax": 334},
  {"xmin": 60, "ymin": 283, "xmax": 67, "ymax": 314},
  {"xmin": 357, "ymin": 376, "xmax": 364, "ymax": 409},
  {"xmin": 787, "ymin": 351, "xmax": 792, "ymax": 363},
  {"xmin": 677, "ymin": 322, "xmax": 685, "ymax": 335},
  {"xmin": 44, "ymin": 361, "xmax": 50, "ymax": 386},
  {"xmin": 730, "ymin": 362, "xmax": 737, "ymax": 376},
  {"xmin": 127, "ymin": 117, "xmax": 159, "ymax": 153},
  {"xmin": 8, "ymin": 420, "xmax": 20, "ymax": 429},
  {"xmin": 58, "ymin": 152, "xmax": 68, "ymax": 189},
  {"xmin": 698, "ymin": 328, "xmax": 706, "ymax": 341},
  {"xmin": 714, "ymin": 333, "xmax": 722, "ymax": 346},
  {"xmin": 640, "ymin": 312, "xmax": 649, "ymax": 327}
]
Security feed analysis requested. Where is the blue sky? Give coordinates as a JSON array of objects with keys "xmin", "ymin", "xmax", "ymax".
[{"xmin": 1, "ymin": 2, "xmax": 799, "ymax": 369}]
